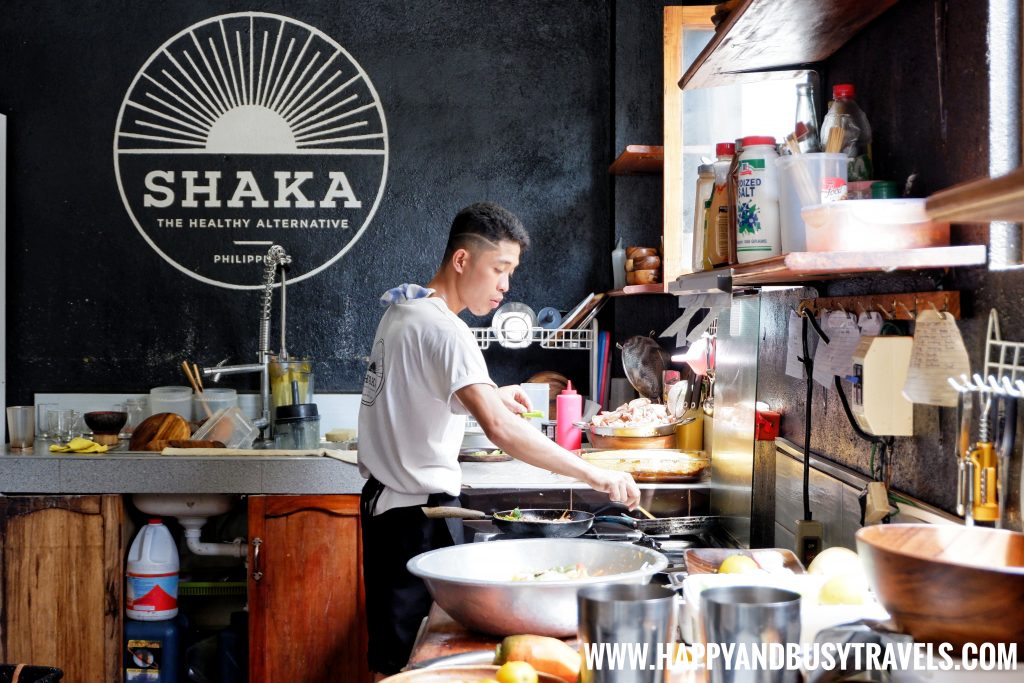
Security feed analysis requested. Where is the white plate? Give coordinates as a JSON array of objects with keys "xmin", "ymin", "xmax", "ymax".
[{"xmin": 491, "ymin": 303, "xmax": 537, "ymax": 348}]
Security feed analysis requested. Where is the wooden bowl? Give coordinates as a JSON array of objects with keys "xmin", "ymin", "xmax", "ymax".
[
  {"xmin": 84, "ymin": 411, "xmax": 127, "ymax": 434},
  {"xmin": 626, "ymin": 269, "xmax": 660, "ymax": 285},
  {"xmin": 84, "ymin": 411, "xmax": 127, "ymax": 445},
  {"xmin": 856, "ymin": 523, "xmax": 1024, "ymax": 647},
  {"xmin": 626, "ymin": 246, "xmax": 658, "ymax": 259},
  {"xmin": 383, "ymin": 665, "xmax": 563, "ymax": 682},
  {"xmin": 632, "ymin": 255, "xmax": 661, "ymax": 270}
]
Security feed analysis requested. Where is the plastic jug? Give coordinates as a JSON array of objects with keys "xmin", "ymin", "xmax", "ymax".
[
  {"xmin": 555, "ymin": 381, "xmax": 582, "ymax": 450},
  {"xmin": 126, "ymin": 519, "xmax": 180, "ymax": 621},
  {"xmin": 125, "ymin": 614, "xmax": 185, "ymax": 682}
]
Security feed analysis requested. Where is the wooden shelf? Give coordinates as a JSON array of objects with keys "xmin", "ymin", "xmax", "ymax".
[
  {"xmin": 669, "ymin": 245, "xmax": 987, "ymax": 291},
  {"xmin": 609, "ymin": 145, "xmax": 663, "ymax": 175},
  {"xmin": 925, "ymin": 167, "xmax": 1024, "ymax": 222},
  {"xmin": 607, "ymin": 284, "xmax": 671, "ymax": 296},
  {"xmin": 678, "ymin": 0, "xmax": 901, "ymax": 90}
]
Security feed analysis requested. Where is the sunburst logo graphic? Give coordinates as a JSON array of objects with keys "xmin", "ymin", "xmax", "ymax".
[{"xmin": 114, "ymin": 12, "xmax": 389, "ymax": 289}]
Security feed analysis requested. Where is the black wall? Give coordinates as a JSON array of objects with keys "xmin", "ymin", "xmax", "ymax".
[
  {"xmin": 2, "ymin": 0, "xmax": 690, "ymax": 401},
  {"xmin": 756, "ymin": 0, "xmax": 1024, "ymax": 521}
]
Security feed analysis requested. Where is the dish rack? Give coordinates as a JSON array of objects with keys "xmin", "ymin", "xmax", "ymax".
[
  {"xmin": 948, "ymin": 309, "xmax": 1024, "ymax": 395},
  {"xmin": 469, "ymin": 319, "xmax": 601, "ymax": 403},
  {"xmin": 469, "ymin": 325, "xmax": 595, "ymax": 350}
]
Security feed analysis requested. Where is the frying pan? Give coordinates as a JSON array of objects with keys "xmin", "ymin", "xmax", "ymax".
[
  {"xmin": 423, "ymin": 506, "xmax": 594, "ymax": 538},
  {"xmin": 595, "ymin": 513, "xmax": 718, "ymax": 536}
]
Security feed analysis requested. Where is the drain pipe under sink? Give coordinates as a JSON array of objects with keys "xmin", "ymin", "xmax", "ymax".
[{"xmin": 179, "ymin": 518, "xmax": 247, "ymax": 558}]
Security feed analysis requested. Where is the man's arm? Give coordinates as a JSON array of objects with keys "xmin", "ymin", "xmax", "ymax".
[{"xmin": 456, "ymin": 383, "xmax": 640, "ymax": 509}]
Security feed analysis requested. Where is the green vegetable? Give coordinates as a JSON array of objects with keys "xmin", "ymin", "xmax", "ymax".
[
  {"xmin": 520, "ymin": 410, "xmax": 544, "ymax": 419},
  {"xmin": 496, "ymin": 507, "xmax": 524, "ymax": 521}
]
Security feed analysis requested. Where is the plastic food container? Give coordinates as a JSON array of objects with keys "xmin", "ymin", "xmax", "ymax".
[
  {"xmin": 801, "ymin": 198, "xmax": 950, "ymax": 252},
  {"xmin": 193, "ymin": 388, "xmax": 238, "ymax": 420},
  {"xmin": 776, "ymin": 153, "xmax": 847, "ymax": 253},
  {"xmin": 581, "ymin": 449, "xmax": 709, "ymax": 482},
  {"xmin": 150, "ymin": 386, "xmax": 193, "ymax": 421},
  {"xmin": 191, "ymin": 407, "xmax": 259, "ymax": 449},
  {"xmin": 273, "ymin": 404, "xmax": 320, "ymax": 450}
]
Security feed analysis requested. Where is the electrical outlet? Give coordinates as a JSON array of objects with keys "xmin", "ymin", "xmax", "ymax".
[
  {"xmin": 795, "ymin": 519, "xmax": 824, "ymax": 567},
  {"xmin": 864, "ymin": 481, "xmax": 890, "ymax": 524}
]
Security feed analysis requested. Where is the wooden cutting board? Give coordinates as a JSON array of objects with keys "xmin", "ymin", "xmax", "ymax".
[{"xmin": 129, "ymin": 412, "xmax": 191, "ymax": 450}]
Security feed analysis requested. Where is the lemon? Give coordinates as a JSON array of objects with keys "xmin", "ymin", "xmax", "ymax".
[
  {"xmin": 496, "ymin": 661, "xmax": 538, "ymax": 683},
  {"xmin": 818, "ymin": 573, "xmax": 869, "ymax": 605},
  {"xmin": 717, "ymin": 554, "xmax": 760, "ymax": 574}
]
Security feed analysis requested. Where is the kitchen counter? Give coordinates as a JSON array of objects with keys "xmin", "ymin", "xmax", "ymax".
[
  {"xmin": 407, "ymin": 604, "xmax": 706, "ymax": 682},
  {"xmin": 1, "ymin": 443, "xmax": 699, "ymax": 495}
]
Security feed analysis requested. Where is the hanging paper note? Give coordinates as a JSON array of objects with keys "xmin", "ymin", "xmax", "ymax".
[
  {"xmin": 902, "ymin": 309, "xmax": 971, "ymax": 406},
  {"xmin": 813, "ymin": 311, "xmax": 862, "ymax": 388},
  {"xmin": 858, "ymin": 311, "xmax": 883, "ymax": 336}
]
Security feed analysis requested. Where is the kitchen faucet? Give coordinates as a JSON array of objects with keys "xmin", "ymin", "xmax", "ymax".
[{"xmin": 202, "ymin": 244, "xmax": 292, "ymax": 442}]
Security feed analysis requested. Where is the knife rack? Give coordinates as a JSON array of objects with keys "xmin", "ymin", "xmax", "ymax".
[
  {"xmin": 947, "ymin": 309, "xmax": 1024, "ymax": 395},
  {"xmin": 797, "ymin": 291, "xmax": 961, "ymax": 321}
]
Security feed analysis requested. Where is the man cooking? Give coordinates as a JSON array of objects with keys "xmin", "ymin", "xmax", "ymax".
[{"xmin": 358, "ymin": 201, "xmax": 640, "ymax": 677}]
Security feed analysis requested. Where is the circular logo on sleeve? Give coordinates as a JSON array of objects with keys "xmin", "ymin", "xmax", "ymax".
[
  {"xmin": 361, "ymin": 339, "xmax": 385, "ymax": 406},
  {"xmin": 114, "ymin": 12, "xmax": 388, "ymax": 289}
]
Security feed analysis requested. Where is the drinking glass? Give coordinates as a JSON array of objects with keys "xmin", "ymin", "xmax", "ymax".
[
  {"xmin": 121, "ymin": 398, "xmax": 147, "ymax": 439},
  {"xmin": 70, "ymin": 410, "xmax": 87, "ymax": 438},
  {"xmin": 48, "ymin": 409, "xmax": 75, "ymax": 445},
  {"xmin": 578, "ymin": 583, "xmax": 677, "ymax": 683},
  {"xmin": 701, "ymin": 586, "xmax": 802, "ymax": 683},
  {"xmin": 36, "ymin": 403, "xmax": 57, "ymax": 439},
  {"xmin": 6, "ymin": 406, "xmax": 35, "ymax": 450}
]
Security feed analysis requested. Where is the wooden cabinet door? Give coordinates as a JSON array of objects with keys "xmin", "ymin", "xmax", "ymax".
[
  {"xmin": 0, "ymin": 495, "xmax": 126, "ymax": 683},
  {"xmin": 248, "ymin": 495, "xmax": 371, "ymax": 683}
]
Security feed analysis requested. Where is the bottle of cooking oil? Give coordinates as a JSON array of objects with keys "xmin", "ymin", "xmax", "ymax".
[{"xmin": 702, "ymin": 142, "xmax": 735, "ymax": 269}]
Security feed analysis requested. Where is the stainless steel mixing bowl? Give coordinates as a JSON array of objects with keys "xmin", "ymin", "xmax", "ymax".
[{"xmin": 406, "ymin": 538, "xmax": 669, "ymax": 637}]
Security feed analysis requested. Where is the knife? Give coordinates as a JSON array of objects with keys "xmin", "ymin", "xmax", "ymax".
[
  {"xmin": 955, "ymin": 390, "xmax": 972, "ymax": 518},
  {"xmin": 996, "ymin": 394, "xmax": 1017, "ymax": 528}
]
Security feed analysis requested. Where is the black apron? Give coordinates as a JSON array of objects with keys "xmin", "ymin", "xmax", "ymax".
[{"xmin": 359, "ymin": 476, "xmax": 464, "ymax": 675}]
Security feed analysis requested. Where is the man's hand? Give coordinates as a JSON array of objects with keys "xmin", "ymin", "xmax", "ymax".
[
  {"xmin": 497, "ymin": 384, "xmax": 530, "ymax": 415},
  {"xmin": 584, "ymin": 468, "xmax": 641, "ymax": 510}
]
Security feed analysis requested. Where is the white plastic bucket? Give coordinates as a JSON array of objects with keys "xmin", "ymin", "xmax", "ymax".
[
  {"xmin": 149, "ymin": 386, "xmax": 193, "ymax": 421},
  {"xmin": 126, "ymin": 519, "xmax": 180, "ymax": 621}
]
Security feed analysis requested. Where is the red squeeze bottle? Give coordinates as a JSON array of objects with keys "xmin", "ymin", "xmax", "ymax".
[{"xmin": 555, "ymin": 381, "xmax": 583, "ymax": 450}]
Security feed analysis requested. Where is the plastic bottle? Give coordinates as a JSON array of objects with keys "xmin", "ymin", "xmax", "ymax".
[
  {"xmin": 126, "ymin": 519, "xmax": 180, "ymax": 621},
  {"xmin": 735, "ymin": 136, "xmax": 781, "ymax": 263},
  {"xmin": 690, "ymin": 164, "xmax": 715, "ymax": 272},
  {"xmin": 703, "ymin": 142, "xmax": 736, "ymax": 269},
  {"xmin": 611, "ymin": 237, "xmax": 626, "ymax": 290},
  {"xmin": 726, "ymin": 138, "xmax": 743, "ymax": 264},
  {"xmin": 125, "ymin": 614, "xmax": 185, "ymax": 682},
  {"xmin": 555, "ymin": 381, "xmax": 582, "ymax": 450},
  {"xmin": 820, "ymin": 83, "xmax": 873, "ymax": 181},
  {"xmin": 871, "ymin": 180, "xmax": 899, "ymax": 199}
]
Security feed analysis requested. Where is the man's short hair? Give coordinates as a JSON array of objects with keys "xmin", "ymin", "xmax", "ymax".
[{"xmin": 442, "ymin": 202, "xmax": 530, "ymax": 264}]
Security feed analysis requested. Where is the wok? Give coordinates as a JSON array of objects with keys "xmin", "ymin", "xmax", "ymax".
[
  {"xmin": 406, "ymin": 537, "xmax": 668, "ymax": 636},
  {"xmin": 596, "ymin": 513, "xmax": 718, "ymax": 536},
  {"xmin": 575, "ymin": 414, "xmax": 695, "ymax": 438},
  {"xmin": 423, "ymin": 506, "xmax": 594, "ymax": 538}
]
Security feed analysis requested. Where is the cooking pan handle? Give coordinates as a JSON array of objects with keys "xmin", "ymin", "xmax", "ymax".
[
  {"xmin": 594, "ymin": 514, "xmax": 639, "ymax": 528},
  {"xmin": 421, "ymin": 506, "xmax": 489, "ymax": 520}
]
